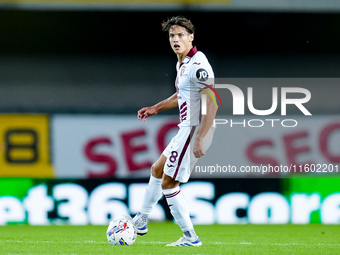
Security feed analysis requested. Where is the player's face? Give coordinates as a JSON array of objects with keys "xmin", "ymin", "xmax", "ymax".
[{"xmin": 169, "ymin": 25, "xmax": 194, "ymax": 57}]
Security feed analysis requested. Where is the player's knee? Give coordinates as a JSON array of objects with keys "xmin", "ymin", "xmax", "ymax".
[
  {"xmin": 161, "ymin": 175, "xmax": 179, "ymax": 190},
  {"xmin": 151, "ymin": 163, "xmax": 163, "ymax": 179}
]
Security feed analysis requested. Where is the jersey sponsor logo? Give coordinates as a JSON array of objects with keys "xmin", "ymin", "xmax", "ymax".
[
  {"xmin": 193, "ymin": 62, "xmax": 201, "ymax": 65},
  {"xmin": 196, "ymin": 68, "xmax": 209, "ymax": 81}
]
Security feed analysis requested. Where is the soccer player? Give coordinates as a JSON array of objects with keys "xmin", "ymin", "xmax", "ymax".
[{"xmin": 132, "ymin": 16, "xmax": 217, "ymax": 247}]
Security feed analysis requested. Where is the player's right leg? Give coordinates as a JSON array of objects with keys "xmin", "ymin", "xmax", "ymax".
[{"xmin": 132, "ymin": 154, "xmax": 166, "ymax": 236}]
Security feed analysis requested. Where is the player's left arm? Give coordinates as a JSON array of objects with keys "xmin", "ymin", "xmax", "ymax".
[{"xmin": 193, "ymin": 88, "xmax": 218, "ymax": 158}]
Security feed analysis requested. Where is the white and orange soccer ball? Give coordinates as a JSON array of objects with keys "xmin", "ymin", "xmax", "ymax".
[{"xmin": 106, "ymin": 216, "xmax": 137, "ymax": 246}]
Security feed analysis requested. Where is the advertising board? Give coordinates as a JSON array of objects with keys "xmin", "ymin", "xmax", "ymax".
[{"xmin": 0, "ymin": 178, "xmax": 339, "ymax": 225}]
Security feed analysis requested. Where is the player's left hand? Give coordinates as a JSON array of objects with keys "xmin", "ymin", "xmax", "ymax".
[{"xmin": 193, "ymin": 138, "xmax": 206, "ymax": 158}]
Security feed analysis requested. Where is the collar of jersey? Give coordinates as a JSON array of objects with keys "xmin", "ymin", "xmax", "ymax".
[{"xmin": 180, "ymin": 46, "xmax": 198, "ymax": 66}]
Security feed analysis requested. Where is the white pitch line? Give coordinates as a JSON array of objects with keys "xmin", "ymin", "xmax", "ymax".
[
  {"xmin": 0, "ymin": 240, "xmax": 339, "ymax": 246},
  {"xmin": 0, "ymin": 240, "xmax": 107, "ymax": 244},
  {"xmin": 210, "ymin": 242, "xmax": 340, "ymax": 246},
  {"xmin": 138, "ymin": 241, "xmax": 340, "ymax": 246}
]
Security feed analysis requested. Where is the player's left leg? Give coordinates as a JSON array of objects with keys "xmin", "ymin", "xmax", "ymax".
[{"xmin": 162, "ymin": 174, "xmax": 202, "ymax": 247}]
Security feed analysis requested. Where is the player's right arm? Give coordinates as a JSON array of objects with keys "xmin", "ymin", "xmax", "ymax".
[{"xmin": 138, "ymin": 93, "xmax": 178, "ymax": 121}]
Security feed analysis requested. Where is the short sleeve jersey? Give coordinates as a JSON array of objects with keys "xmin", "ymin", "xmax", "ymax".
[{"xmin": 175, "ymin": 46, "xmax": 214, "ymax": 127}]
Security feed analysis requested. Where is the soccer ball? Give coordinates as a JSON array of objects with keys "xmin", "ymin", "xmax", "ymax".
[{"xmin": 106, "ymin": 216, "xmax": 137, "ymax": 246}]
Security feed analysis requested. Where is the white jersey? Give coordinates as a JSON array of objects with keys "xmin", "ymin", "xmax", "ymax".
[{"xmin": 175, "ymin": 46, "xmax": 214, "ymax": 127}]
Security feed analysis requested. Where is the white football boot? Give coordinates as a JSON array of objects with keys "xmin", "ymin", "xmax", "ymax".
[{"xmin": 132, "ymin": 212, "xmax": 148, "ymax": 236}]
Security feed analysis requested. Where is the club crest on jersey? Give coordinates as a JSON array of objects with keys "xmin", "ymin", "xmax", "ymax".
[
  {"xmin": 180, "ymin": 66, "xmax": 186, "ymax": 77},
  {"xmin": 196, "ymin": 68, "xmax": 209, "ymax": 81}
]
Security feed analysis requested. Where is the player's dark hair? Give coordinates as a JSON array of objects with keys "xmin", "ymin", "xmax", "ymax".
[{"xmin": 161, "ymin": 16, "xmax": 195, "ymax": 34}]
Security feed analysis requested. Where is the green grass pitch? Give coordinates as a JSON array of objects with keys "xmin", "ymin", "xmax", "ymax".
[{"xmin": 0, "ymin": 223, "xmax": 338, "ymax": 255}]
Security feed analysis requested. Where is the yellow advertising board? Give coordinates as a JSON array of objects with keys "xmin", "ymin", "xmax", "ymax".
[{"xmin": 0, "ymin": 114, "xmax": 54, "ymax": 177}]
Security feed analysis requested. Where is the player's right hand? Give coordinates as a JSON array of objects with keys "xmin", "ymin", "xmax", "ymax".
[{"xmin": 137, "ymin": 106, "xmax": 157, "ymax": 121}]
